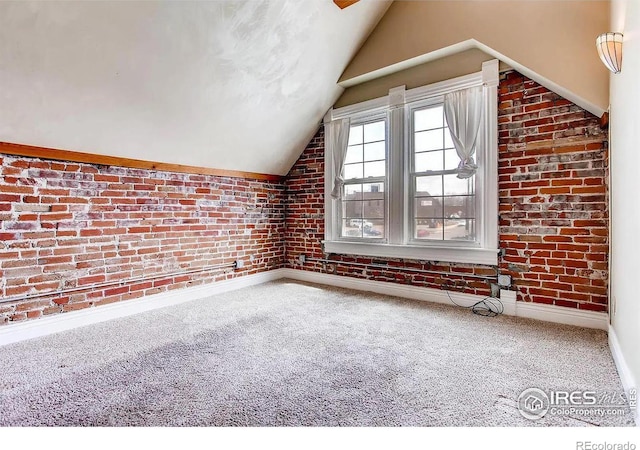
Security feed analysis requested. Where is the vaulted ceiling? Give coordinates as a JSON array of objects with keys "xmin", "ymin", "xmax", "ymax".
[
  {"xmin": 0, "ymin": 1, "xmax": 610, "ymax": 177},
  {"xmin": 0, "ymin": 1, "xmax": 391, "ymax": 176}
]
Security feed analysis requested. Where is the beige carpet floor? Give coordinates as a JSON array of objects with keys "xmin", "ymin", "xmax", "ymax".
[{"xmin": 0, "ymin": 279, "xmax": 634, "ymax": 426}]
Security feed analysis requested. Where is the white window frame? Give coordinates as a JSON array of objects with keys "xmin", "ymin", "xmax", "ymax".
[
  {"xmin": 407, "ymin": 97, "xmax": 480, "ymax": 248},
  {"xmin": 324, "ymin": 60, "xmax": 499, "ymax": 266},
  {"xmin": 337, "ymin": 113, "xmax": 389, "ymax": 243}
]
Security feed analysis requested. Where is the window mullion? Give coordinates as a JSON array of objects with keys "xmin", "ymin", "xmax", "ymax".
[{"xmin": 387, "ymin": 105, "xmax": 404, "ymax": 245}]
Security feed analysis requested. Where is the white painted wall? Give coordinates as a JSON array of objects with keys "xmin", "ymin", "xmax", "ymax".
[
  {"xmin": 0, "ymin": 1, "xmax": 390, "ymax": 175},
  {"xmin": 610, "ymin": 0, "xmax": 640, "ymax": 394}
]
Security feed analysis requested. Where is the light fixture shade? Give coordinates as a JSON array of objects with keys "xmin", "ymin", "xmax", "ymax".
[{"xmin": 596, "ymin": 32, "xmax": 623, "ymax": 74}]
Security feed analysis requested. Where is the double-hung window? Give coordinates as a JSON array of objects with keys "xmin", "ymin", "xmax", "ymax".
[
  {"xmin": 409, "ymin": 102, "xmax": 477, "ymax": 243},
  {"xmin": 341, "ymin": 118, "xmax": 387, "ymax": 240},
  {"xmin": 324, "ymin": 60, "xmax": 499, "ymax": 265}
]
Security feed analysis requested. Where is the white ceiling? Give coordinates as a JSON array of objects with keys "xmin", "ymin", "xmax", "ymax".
[{"xmin": 0, "ymin": 1, "xmax": 390, "ymax": 176}]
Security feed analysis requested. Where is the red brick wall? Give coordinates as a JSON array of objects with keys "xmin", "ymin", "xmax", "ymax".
[
  {"xmin": 285, "ymin": 71, "xmax": 608, "ymax": 312},
  {"xmin": 0, "ymin": 159, "xmax": 285, "ymax": 324},
  {"xmin": 0, "ymin": 70, "xmax": 608, "ymax": 324},
  {"xmin": 498, "ymin": 71, "xmax": 608, "ymax": 311}
]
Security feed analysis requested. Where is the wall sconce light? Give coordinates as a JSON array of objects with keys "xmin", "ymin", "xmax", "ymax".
[{"xmin": 596, "ymin": 32, "xmax": 623, "ymax": 74}]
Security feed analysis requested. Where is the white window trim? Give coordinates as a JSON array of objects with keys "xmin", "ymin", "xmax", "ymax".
[
  {"xmin": 337, "ymin": 113, "xmax": 388, "ymax": 243},
  {"xmin": 405, "ymin": 96, "xmax": 482, "ymax": 248},
  {"xmin": 324, "ymin": 60, "xmax": 499, "ymax": 266}
]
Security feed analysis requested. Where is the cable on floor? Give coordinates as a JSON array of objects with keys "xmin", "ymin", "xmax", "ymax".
[{"xmin": 445, "ymin": 289, "xmax": 504, "ymax": 317}]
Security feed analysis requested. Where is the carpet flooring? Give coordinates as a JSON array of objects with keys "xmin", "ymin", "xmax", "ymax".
[{"xmin": 0, "ymin": 279, "xmax": 634, "ymax": 426}]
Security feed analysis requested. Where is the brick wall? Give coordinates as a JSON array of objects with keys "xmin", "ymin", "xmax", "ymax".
[
  {"xmin": 498, "ymin": 71, "xmax": 608, "ymax": 311},
  {"xmin": 0, "ymin": 159, "xmax": 285, "ymax": 324},
  {"xmin": 284, "ymin": 129, "xmax": 498, "ymax": 296},
  {"xmin": 0, "ymin": 70, "xmax": 608, "ymax": 324},
  {"xmin": 285, "ymin": 70, "xmax": 608, "ymax": 312}
]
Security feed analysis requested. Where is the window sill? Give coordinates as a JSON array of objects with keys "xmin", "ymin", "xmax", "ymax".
[{"xmin": 322, "ymin": 240, "xmax": 498, "ymax": 266}]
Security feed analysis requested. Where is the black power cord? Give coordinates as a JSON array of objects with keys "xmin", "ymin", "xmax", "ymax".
[{"xmin": 445, "ymin": 289, "xmax": 504, "ymax": 317}]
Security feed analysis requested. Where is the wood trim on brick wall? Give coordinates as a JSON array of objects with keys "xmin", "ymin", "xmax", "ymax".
[
  {"xmin": 0, "ymin": 141, "xmax": 283, "ymax": 182},
  {"xmin": 333, "ymin": 0, "xmax": 359, "ymax": 9},
  {"xmin": 0, "ymin": 152, "xmax": 286, "ymax": 322}
]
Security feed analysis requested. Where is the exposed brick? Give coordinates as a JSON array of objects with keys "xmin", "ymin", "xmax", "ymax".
[
  {"xmin": 0, "ymin": 69, "xmax": 607, "ymax": 324},
  {"xmin": 285, "ymin": 70, "xmax": 608, "ymax": 313},
  {"xmin": 0, "ymin": 154, "xmax": 285, "ymax": 323}
]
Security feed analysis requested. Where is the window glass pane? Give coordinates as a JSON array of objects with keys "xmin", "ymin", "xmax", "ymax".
[
  {"xmin": 414, "ymin": 197, "xmax": 443, "ymax": 219},
  {"xmin": 364, "ymin": 121, "xmax": 385, "ymax": 142},
  {"xmin": 415, "ymin": 106, "xmax": 443, "ymax": 131},
  {"xmin": 444, "ymin": 219, "xmax": 476, "ymax": 241},
  {"xmin": 344, "ymin": 184, "xmax": 362, "ymax": 200},
  {"xmin": 343, "ymin": 163, "xmax": 363, "ymax": 180},
  {"xmin": 415, "ymin": 129, "xmax": 444, "ymax": 152},
  {"xmin": 444, "ymin": 127, "xmax": 454, "ymax": 149},
  {"xmin": 362, "ymin": 219, "xmax": 384, "ymax": 239},
  {"xmin": 342, "ymin": 200, "xmax": 363, "ymax": 219},
  {"xmin": 364, "ymin": 161, "xmax": 385, "ymax": 178},
  {"xmin": 444, "ymin": 174, "xmax": 474, "ymax": 195},
  {"xmin": 348, "ymin": 125, "xmax": 363, "ymax": 145},
  {"xmin": 413, "ymin": 197, "xmax": 442, "ymax": 219},
  {"xmin": 363, "ymin": 199, "xmax": 385, "ymax": 218},
  {"xmin": 345, "ymin": 145, "xmax": 363, "ymax": 164},
  {"xmin": 416, "ymin": 175, "xmax": 443, "ymax": 196},
  {"xmin": 341, "ymin": 119, "xmax": 387, "ymax": 241},
  {"xmin": 415, "ymin": 150, "xmax": 443, "ymax": 172},
  {"xmin": 363, "ymin": 182, "xmax": 384, "ymax": 198},
  {"xmin": 444, "ymin": 149, "xmax": 458, "ymax": 171},
  {"xmin": 363, "ymin": 141, "xmax": 385, "ymax": 162},
  {"xmin": 341, "ymin": 219, "xmax": 363, "ymax": 238},
  {"xmin": 334, "ymin": 99, "xmax": 488, "ymax": 247},
  {"xmin": 444, "ymin": 196, "xmax": 475, "ymax": 218},
  {"xmin": 414, "ymin": 219, "xmax": 443, "ymax": 240}
]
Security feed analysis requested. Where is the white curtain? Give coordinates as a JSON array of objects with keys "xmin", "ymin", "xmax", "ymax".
[
  {"xmin": 444, "ymin": 86, "xmax": 484, "ymax": 179},
  {"xmin": 329, "ymin": 117, "xmax": 351, "ymax": 199}
]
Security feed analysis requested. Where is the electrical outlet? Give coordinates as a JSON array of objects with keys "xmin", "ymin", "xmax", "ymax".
[
  {"xmin": 498, "ymin": 274, "xmax": 512, "ymax": 287},
  {"xmin": 234, "ymin": 260, "xmax": 244, "ymax": 269},
  {"xmin": 298, "ymin": 254, "xmax": 306, "ymax": 264},
  {"xmin": 490, "ymin": 283, "xmax": 500, "ymax": 298}
]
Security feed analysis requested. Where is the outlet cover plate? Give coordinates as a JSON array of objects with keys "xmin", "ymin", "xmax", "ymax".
[{"xmin": 498, "ymin": 274, "xmax": 512, "ymax": 287}]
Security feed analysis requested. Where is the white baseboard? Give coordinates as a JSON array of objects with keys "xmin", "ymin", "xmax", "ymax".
[
  {"xmin": 609, "ymin": 325, "xmax": 639, "ymax": 426},
  {"xmin": 0, "ymin": 267, "xmax": 609, "ymax": 349},
  {"xmin": 514, "ymin": 299, "xmax": 609, "ymax": 331},
  {"xmin": 0, "ymin": 269, "xmax": 286, "ymax": 347},
  {"xmin": 279, "ymin": 269, "xmax": 609, "ymax": 330},
  {"xmin": 280, "ymin": 268, "xmax": 507, "ymax": 309}
]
